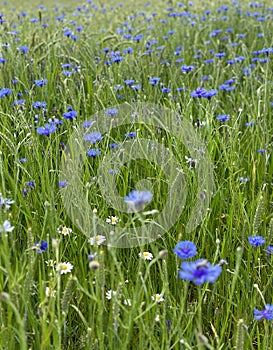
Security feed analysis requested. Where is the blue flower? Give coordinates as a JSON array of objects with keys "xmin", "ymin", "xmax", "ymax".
[
  {"xmin": 174, "ymin": 241, "xmax": 197, "ymax": 259},
  {"xmin": 105, "ymin": 108, "xmax": 119, "ymax": 116},
  {"xmin": 58, "ymin": 181, "xmax": 68, "ymax": 188},
  {"xmin": 124, "ymin": 190, "xmax": 153, "ymax": 211},
  {"xmin": 36, "ymin": 123, "xmax": 57, "ymax": 136},
  {"xmin": 32, "ymin": 101, "xmax": 47, "ymax": 109},
  {"xmin": 63, "ymin": 110, "xmax": 77, "ymax": 119},
  {"xmin": 179, "ymin": 259, "xmax": 222, "ymax": 285},
  {"xmin": 87, "ymin": 148, "xmax": 101, "ymax": 157},
  {"xmin": 82, "ymin": 120, "xmax": 93, "ymax": 128},
  {"xmin": 254, "ymin": 304, "xmax": 273, "ymax": 321},
  {"xmin": 34, "ymin": 79, "xmax": 48, "ymax": 87},
  {"xmin": 83, "ymin": 132, "xmax": 103, "ymax": 144},
  {"xmin": 248, "ymin": 235, "xmax": 265, "ymax": 247},
  {"xmin": 18, "ymin": 45, "xmax": 29, "ymax": 53},
  {"xmin": 34, "ymin": 240, "xmax": 48, "ymax": 253},
  {"xmin": 266, "ymin": 246, "xmax": 273, "ymax": 254},
  {"xmin": 125, "ymin": 132, "xmax": 136, "ymax": 138},
  {"xmin": 0, "ymin": 88, "xmax": 12, "ymax": 98},
  {"xmin": 217, "ymin": 114, "xmax": 230, "ymax": 121}
]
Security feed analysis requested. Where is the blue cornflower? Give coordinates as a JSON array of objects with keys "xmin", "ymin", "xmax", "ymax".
[
  {"xmin": 58, "ymin": 180, "xmax": 68, "ymax": 188},
  {"xmin": 34, "ymin": 240, "xmax": 48, "ymax": 253},
  {"xmin": 87, "ymin": 148, "xmax": 101, "ymax": 157},
  {"xmin": 34, "ymin": 79, "xmax": 48, "ymax": 87},
  {"xmin": 254, "ymin": 304, "xmax": 273, "ymax": 321},
  {"xmin": 125, "ymin": 132, "xmax": 136, "ymax": 138},
  {"xmin": 124, "ymin": 190, "xmax": 153, "ymax": 211},
  {"xmin": 83, "ymin": 132, "xmax": 103, "ymax": 144},
  {"xmin": 248, "ymin": 235, "xmax": 265, "ymax": 247},
  {"xmin": 105, "ymin": 108, "xmax": 119, "ymax": 116},
  {"xmin": 179, "ymin": 259, "xmax": 222, "ymax": 285},
  {"xmin": 63, "ymin": 110, "xmax": 77, "ymax": 119},
  {"xmin": 174, "ymin": 241, "xmax": 197, "ymax": 259},
  {"xmin": 217, "ymin": 114, "xmax": 230, "ymax": 121},
  {"xmin": 19, "ymin": 158, "xmax": 27, "ymax": 163},
  {"xmin": 258, "ymin": 148, "xmax": 266, "ymax": 153},
  {"xmin": 0, "ymin": 88, "xmax": 11, "ymax": 98},
  {"xmin": 190, "ymin": 87, "xmax": 208, "ymax": 98},
  {"xmin": 82, "ymin": 120, "xmax": 93, "ymax": 128},
  {"xmin": 109, "ymin": 143, "xmax": 119, "ymax": 149},
  {"xmin": 181, "ymin": 65, "xmax": 194, "ymax": 73},
  {"xmin": 32, "ymin": 101, "xmax": 47, "ymax": 109},
  {"xmin": 149, "ymin": 77, "xmax": 160, "ymax": 85},
  {"xmin": 36, "ymin": 123, "xmax": 57, "ymax": 136},
  {"xmin": 18, "ymin": 45, "xmax": 29, "ymax": 53},
  {"xmin": 27, "ymin": 182, "xmax": 35, "ymax": 188},
  {"xmin": 266, "ymin": 246, "xmax": 273, "ymax": 254}
]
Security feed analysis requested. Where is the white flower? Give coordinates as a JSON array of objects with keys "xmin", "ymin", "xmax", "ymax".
[
  {"xmin": 138, "ymin": 251, "xmax": 153, "ymax": 260},
  {"xmin": 106, "ymin": 290, "xmax": 117, "ymax": 300},
  {"xmin": 45, "ymin": 259, "xmax": 56, "ymax": 268},
  {"xmin": 0, "ymin": 220, "xmax": 14, "ymax": 233},
  {"xmin": 45, "ymin": 287, "xmax": 56, "ymax": 298},
  {"xmin": 56, "ymin": 262, "xmax": 73, "ymax": 274},
  {"xmin": 106, "ymin": 216, "xmax": 120, "ymax": 225},
  {"xmin": 89, "ymin": 235, "xmax": 106, "ymax": 246},
  {"xmin": 152, "ymin": 294, "xmax": 164, "ymax": 303},
  {"xmin": 57, "ymin": 225, "xmax": 72, "ymax": 236},
  {"xmin": 124, "ymin": 299, "xmax": 132, "ymax": 306}
]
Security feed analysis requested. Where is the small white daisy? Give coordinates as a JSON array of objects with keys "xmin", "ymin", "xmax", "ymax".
[
  {"xmin": 152, "ymin": 294, "xmax": 164, "ymax": 303},
  {"xmin": 57, "ymin": 225, "xmax": 72, "ymax": 236},
  {"xmin": 106, "ymin": 289, "xmax": 117, "ymax": 300},
  {"xmin": 45, "ymin": 259, "xmax": 56, "ymax": 268},
  {"xmin": 45, "ymin": 287, "xmax": 56, "ymax": 298},
  {"xmin": 89, "ymin": 235, "xmax": 106, "ymax": 246},
  {"xmin": 56, "ymin": 262, "xmax": 73, "ymax": 274},
  {"xmin": 106, "ymin": 216, "xmax": 120, "ymax": 225},
  {"xmin": 124, "ymin": 299, "xmax": 132, "ymax": 306},
  {"xmin": 138, "ymin": 251, "xmax": 153, "ymax": 260}
]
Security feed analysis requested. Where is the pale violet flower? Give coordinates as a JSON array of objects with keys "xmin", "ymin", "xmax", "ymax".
[{"xmin": 0, "ymin": 220, "xmax": 14, "ymax": 233}]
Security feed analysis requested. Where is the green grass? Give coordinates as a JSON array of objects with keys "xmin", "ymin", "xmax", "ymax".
[{"xmin": 0, "ymin": 0, "xmax": 273, "ymax": 349}]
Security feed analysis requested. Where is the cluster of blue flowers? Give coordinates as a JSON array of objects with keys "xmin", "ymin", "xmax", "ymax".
[{"xmin": 174, "ymin": 241, "xmax": 222, "ymax": 285}]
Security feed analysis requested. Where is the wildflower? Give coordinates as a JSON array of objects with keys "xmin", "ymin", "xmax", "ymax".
[
  {"xmin": 181, "ymin": 65, "xmax": 194, "ymax": 73},
  {"xmin": 106, "ymin": 216, "xmax": 120, "ymax": 225},
  {"xmin": 179, "ymin": 259, "xmax": 222, "ymax": 285},
  {"xmin": 124, "ymin": 299, "xmax": 132, "ymax": 306},
  {"xmin": 34, "ymin": 79, "xmax": 48, "ymax": 87},
  {"xmin": 45, "ymin": 259, "xmax": 56, "ymax": 268},
  {"xmin": 105, "ymin": 108, "xmax": 119, "ymax": 116},
  {"xmin": 106, "ymin": 290, "xmax": 117, "ymax": 300},
  {"xmin": 0, "ymin": 220, "xmax": 14, "ymax": 233},
  {"xmin": 174, "ymin": 241, "xmax": 197, "ymax": 259},
  {"xmin": 56, "ymin": 262, "xmax": 73, "ymax": 274},
  {"xmin": 36, "ymin": 124, "xmax": 57, "ymax": 136},
  {"xmin": 82, "ymin": 120, "xmax": 93, "ymax": 128},
  {"xmin": 124, "ymin": 190, "xmax": 153, "ymax": 211},
  {"xmin": 217, "ymin": 114, "xmax": 230, "ymax": 121},
  {"xmin": 83, "ymin": 132, "xmax": 103, "ymax": 144},
  {"xmin": 89, "ymin": 261, "xmax": 100, "ymax": 270},
  {"xmin": 33, "ymin": 240, "xmax": 48, "ymax": 253},
  {"xmin": 139, "ymin": 251, "xmax": 153, "ymax": 260},
  {"xmin": 266, "ymin": 246, "xmax": 273, "ymax": 254},
  {"xmin": 45, "ymin": 287, "xmax": 56, "ymax": 298},
  {"xmin": 149, "ymin": 77, "xmax": 160, "ymax": 85},
  {"xmin": 254, "ymin": 304, "xmax": 273, "ymax": 321},
  {"xmin": 248, "ymin": 235, "xmax": 265, "ymax": 247},
  {"xmin": 124, "ymin": 131, "xmax": 136, "ymax": 138},
  {"xmin": 32, "ymin": 101, "xmax": 47, "ymax": 109},
  {"xmin": 63, "ymin": 110, "xmax": 77, "ymax": 119},
  {"xmin": 18, "ymin": 45, "xmax": 29, "ymax": 53},
  {"xmin": 58, "ymin": 180, "xmax": 68, "ymax": 188},
  {"xmin": 57, "ymin": 225, "xmax": 72, "ymax": 236},
  {"xmin": 88, "ymin": 235, "xmax": 106, "ymax": 246},
  {"xmin": 0, "ymin": 88, "xmax": 12, "ymax": 98},
  {"xmin": 152, "ymin": 294, "xmax": 165, "ymax": 303},
  {"xmin": 86, "ymin": 148, "xmax": 101, "ymax": 157}
]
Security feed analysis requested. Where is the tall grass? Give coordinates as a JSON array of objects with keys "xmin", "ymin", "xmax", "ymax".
[{"xmin": 0, "ymin": 0, "xmax": 273, "ymax": 349}]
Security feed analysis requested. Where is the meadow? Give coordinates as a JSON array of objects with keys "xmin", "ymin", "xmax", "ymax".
[{"xmin": 0, "ymin": 0, "xmax": 273, "ymax": 349}]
